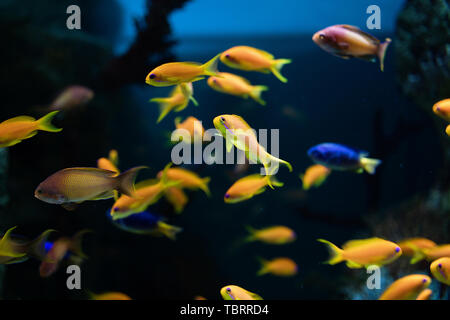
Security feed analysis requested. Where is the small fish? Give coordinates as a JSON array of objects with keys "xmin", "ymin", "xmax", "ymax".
[
  {"xmin": 111, "ymin": 164, "xmax": 180, "ymax": 220},
  {"xmin": 318, "ymin": 237, "xmax": 402, "ymax": 269},
  {"xmin": 49, "ymin": 86, "xmax": 94, "ymax": 111},
  {"xmin": 207, "ymin": 72, "xmax": 268, "ymax": 105},
  {"xmin": 220, "ymin": 285, "xmax": 263, "ymax": 300},
  {"xmin": 300, "ymin": 164, "xmax": 331, "ymax": 190},
  {"xmin": 164, "ymin": 187, "xmax": 188, "ymax": 214},
  {"xmin": 213, "ymin": 114, "xmax": 293, "ymax": 181},
  {"xmin": 224, "ymin": 174, "xmax": 283, "ymax": 203},
  {"xmin": 398, "ymin": 237, "xmax": 437, "ymax": 257},
  {"xmin": 107, "ymin": 210, "xmax": 182, "ymax": 241},
  {"xmin": 378, "ymin": 274, "xmax": 431, "ymax": 300},
  {"xmin": 308, "ymin": 143, "xmax": 381, "ymax": 174},
  {"xmin": 410, "ymin": 244, "xmax": 450, "ymax": 264},
  {"xmin": 90, "ymin": 292, "xmax": 132, "ymax": 300},
  {"xmin": 156, "ymin": 166, "xmax": 211, "ymax": 196},
  {"xmin": 0, "ymin": 111, "xmax": 62, "ymax": 148},
  {"xmin": 244, "ymin": 225, "xmax": 296, "ymax": 245},
  {"xmin": 35, "ymin": 166, "xmax": 146, "ymax": 210},
  {"xmin": 150, "ymin": 83, "xmax": 198, "ymax": 123},
  {"xmin": 416, "ymin": 289, "xmax": 433, "ymax": 300},
  {"xmin": 174, "ymin": 116, "xmax": 205, "ymax": 144},
  {"xmin": 145, "ymin": 54, "xmax": 221, "ymax": 87},
  {"xmin": 0, "ymin": 226, "xmax": 55, "ymax": 265},
  {"xmin": 312, "ymin": 25, "xmax": 392, "ymax": 71},
  {"xmin": 433, "ymin": 99, "xmax": 450, "ymax": 122},
  {"xmin": 430, "ymin": 257, "xmax": 450, "ymax": 286},
  {"xmin": 194, "ymin": 296, "xmax": 207, "ymax": 300},
  {"xmin": 97, "ymin": 150, "xmax": 120, "ymax": 176},
  {"xmin": 220, "ymin": 46, "xmax": 291, "ymax": 83},
  {"xmin": 39, "ymin": 229, "xmax": 90, "ymax": 278},
  {"xmin": 446, "ymin": 124, "xmax": 450, "ymax": 136},
  {"xmin": 257, "ymin": 257, "xmax": 298, "ymax": 277}
]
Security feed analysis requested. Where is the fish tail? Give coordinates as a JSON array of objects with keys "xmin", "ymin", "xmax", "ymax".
[
  {"xmin": 157, "ymin": 221, "xmax": 183, "ymax": 241},
  {"xmin": 409, "ymin": 245, "xmax": 426, "ymax": 264},
  {"xmin": 116, "ymin": 166, "xmax": 148, "ymax": 197},
  {"xmin": 189, "ymin": 95, "xmax": 199, "ymax": 107},
  {"xmin": 249, "ymin": 85, "xmax": 269, "ymax": 106},
  {"xmin": 265, "ymin": 175, "xmax": 284, "ymax": 189},
  {"xmin": 299, "ymin": 174, "xmax": 309, "ymax": 190},
  {"xmin": 150, "ymin": 98, "xmax": 172, "ymax": 123},
  {"xmin": 360, "ymin": 157, "xmax": 382, "ymax": 175},
  {"xmin": 243, "ymin": 225, "xmax": 257, "ymax": 243},
  {"xmin": 0, "ymin": 226, "xmax": 27, "ymax": 258},
  {"xmin": 256, "ymin": 257, "xmax": 269, "ymax": 276},
  {"xmin": 69, "ymin": 229, "xmax": 92, "ymax": 259},
  {"xmin": 26, "ymin": 229, "xmax": 57, "ymax": 261},
  {"xmin": 200, "ymin": 177, "xmax": 211, "ymax": 196},
  {"xmin": 271, "ymin": 59, "xmax": 292, "ymax": 83},
  {"xmin": 317, "ymin": 239, "xmax": 344, "ymax": 265},
  {"xmin": 37, "ymin": 111, "xmax": 62, "ymax": 132},
  {"xmin": 109, "ymin": 149, "xmax": 119, "ymax": 167},
  {"xmin": 202, "ymin": 53, "xmax": 221, "ymax": 76},
  {"xmin": 377, "ymin": 38, "xmax": 392, "ymax": 72}
]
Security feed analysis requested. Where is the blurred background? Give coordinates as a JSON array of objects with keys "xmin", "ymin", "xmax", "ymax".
[{"xmin": 0, "ymin": 0, "xmax": 448, "ymax": 300}]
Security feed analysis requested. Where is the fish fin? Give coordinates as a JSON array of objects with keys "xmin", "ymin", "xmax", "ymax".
[
  {"xmin": 360, "ymin": 157, "xmax": 382, "ymax": 174},
  {"xmin": 200, "ymin": 177, "xmax": 211, "ymax": 197},
  {"xmin": 226, "ymin": 139, "xmax": 234, "ymax": 153},
  {"xmin": 254, "ymin": 187, "xmax": 267, "ymax": 196},
  {"xmin": 23, "ymin": 131, "xmax": 38, "ymax": 139},
  {"xmin": 134, "ymin": 179, "xmax": 160, "ymax": 189},
  {"xmin": 61, "ymin": 203, "xmax": 78, "ymax": 211},
  {"xmin": 377, "ymin": 38, "xmax": 392, "ymax": 72},
  {"xmin": 70, "ymin": 229, "xmax": 92, "ymax": 259},
  {"xmin": 339, "ymin": 25, "xmax": 380, "ymax": 44},
  {"xmin": 113, "ymin": 190, "xmax": 119, "ymax": 201},
  {"xmin": 268, "ymin": 175, "xmax": 284, "ymax": 188},
  {"xmin": 1, "ymin": 116, "xmax": 36, "ymax": 124},
  {"xmin": 317, "ymin": 239, "xmax": 344, "ymax": 265},
  {"xmin": 116, "ymin": 166, "xmax": 148, "ymax": 198},
  {"xmin": 256, "ymin": 257, "xmax": 269, "ymax": 276},
  {"xmin": 271, "ymin": 59, "xmax": 292, "ymax": 83},
  {"xmin": 26, "ymin": 229, "xmax": 57, "ymax": 261},
  {"xmin": 108, "ymin": 150, "xmax": 119, "ymax": 166},
  {"xmin": 174, "ymin": 117, "xmax": 182, "ymax": 127},
  {"xmin": 189, "ymin": 95, "xmax": 199, "ymax": 107},
  {"xmin": 346, "ymin": 261, "xmax": 363, "ymax": 269},
  {"xmin": 0, "ymin": 227, "xmax": 27, "ymax": 258},
  {"xmin": 202, "ymin": 53, "xmax": 221, "ymax": 76},
  {"xmin": 91, "ymin": 190, "xmax": 115, "ymax": 200},
  {"xmin": 342, "ymin": 237, "xmax": 382, "ymax": 249},
  {"xmin": 249, "ymin": 292, "xmax": 264, "ymax": 300},
  {"xmin": 150, "ymin": 98, "xmax": 173, "ymax": 124},
  {"xmin": 156, "ymin": 222, "xmax": 183, "ymax": 241},
  {"xmin": 37, "ymin": 111, "xmax": 62, "ymax": 132},
  {"xmin": 0, "ymin": 140, "xmax": 22, "ymax": 148},
  {"xmin": 357, "ymin": 55, "xmax": 377, "ymax": 63},
  {"xmin": 243, "ymin": 226, "xmax": 257, "ymax": 243},
  {"xmin": 410, "ymin": 245, "xmax": 426, "ymax": 264},
  {"xmin": 249, "ymin": 85, "xmax": 269, "ymax": 106}
]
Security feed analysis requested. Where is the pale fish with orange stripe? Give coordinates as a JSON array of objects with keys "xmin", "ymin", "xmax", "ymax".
[
  {"xmin": 0, "ymin": 111, "xmax": 62, "ymax": 148},
  {"xmin": 378, "ymin": 274, "xmax": 431, "ymax": 300},
  {"xmin": 318, "ymin": 237, "xmax": 402, "ymax": 269},
  {"xmin": 220, "ymin": 46, "xmax": 291, "ymax": 83}
]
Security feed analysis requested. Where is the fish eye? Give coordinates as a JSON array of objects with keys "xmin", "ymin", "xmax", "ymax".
[
  {"xmin": 226, "ymin": 287, "xmax": 231, "ymax": 293},
  {"xmin": 319, "ymin": 34, "xmax": 326, "ymax": 40},
  {"xmin": 438, "ymin": 263, "xmax": 442, "ymax": 269},
  {"xmin": 113, "ymin": 207, "xmax": 119, "ymax": 212},
  {"xmin": 149, "ymin": 74, "xmax": 156, "ymax": 79},
  {"xmin": 36, "ymin": 189, "xmax": 42, "ymax": 194},
  {"xmin": 220, "ymin": 117, "xmax": 226, "ymax": 122},
  {"xmin": 422, "ymin": 278, "xmax": 428, "ymax": 283},
  {"xmin": 225, "ymin": 54, "xmax": 230, "ymax": 59},
  {"xmin": 395, "ymin": 247, "xmax": 400, "ymax": 253},
  {"xmin": 224, "ymin": 194, "xmax": 230, "ymax": 199}
]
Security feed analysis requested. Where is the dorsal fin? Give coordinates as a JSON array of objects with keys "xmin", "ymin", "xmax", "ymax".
[
  {"xmin": 252, "ymin": 47, "xmax": 274, "ymax": 60},
  {"xmin": 1, "ymin": 116, "xmax": 36, "ymax": 125},
  {"xmin": 339, "ymin": 25, "xmax": 380, "ymax": 44},
  {"xmin": 342, "ymin": 237, "xmax": 383, "ymax": 250}
]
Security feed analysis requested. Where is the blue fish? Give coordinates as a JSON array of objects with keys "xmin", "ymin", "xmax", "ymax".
[
  {"xmin": 307, "ymin": 143, "xmax": 381, "ymax": 174},
  {"xmin": 106, "ymin": 210, "xmax": 182, "ymax": 240}
]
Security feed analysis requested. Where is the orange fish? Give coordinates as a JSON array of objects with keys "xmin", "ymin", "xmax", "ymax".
[
  {"xmin": 173, "ymin": 116, "xmax": 205, "ymax": 144},
  {"xmin": 378, "ymin": 274, "xmax": 431, "ymax": 300},
  {"xmin": 0, "ymin": 111, "xmax": 62, "ymax": 148},
  {"xmin": 90, "ymin": 292, "xmax": 132, "ymax": 300},
  {"xmin": 244, "ymin": 225, "xmax": 296, "ymax": 245},
  {"xmin": 164, "ymin": 187, "xmax": 188, "ymax": 214},
  {"xmin": 433, "ymin": 99, "xmax": 450, "ymax": 122},
  {"xmin": 300, "ymin": 164, "xmax": 331, "ymax": 190},
  {"xmin": 257, "ymin": 257, "xmax": 298, "ymax": 277},
  {"xmin": 398, "ymin": 237, "xmax": 437, "ymax": 257},
  {"xmin": 157, "ymin": 167, "xmax": 210, "ymax": 196}
]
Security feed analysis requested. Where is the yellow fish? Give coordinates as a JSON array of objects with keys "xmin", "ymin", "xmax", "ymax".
[
  {"xmin": 150, "ymin": 83, "xmax": 198, "ymax": 123},
  {"xmin": 111, "ymin": 164, "xmax": 180, "ymax": 220},
  {"xmin": 156, "ymin": 166, "xmax": 211, "ymax": 196},
  {"xmin": 245, "ymin": 225, "xmax": 296, "ymax": 245},
  {"xmin": 446, "ymin": 124, "xmax": 450, "ymax": 136},
  {"xmin": 416, "ymin": 288, "xmax": 432, "ymax": 300},
  {"xmin": 174, "ymin": 116, "xmax": 205, "ymax": 144},
  {"xmin": 35, "ymin": 166, "xmax": 145, "ymax": 211},
  {"xmin": 224, "ymin": 174, "xmax": 283, "ymax": 203},
  {"xmin": 220, "ymin": 46, "xmax": 291, "ymax": 83},
  {"xmin": 300, "ymin": 164, "xmax": 331, "ymax": 190},
  {"xmin": 378, "ymin": 274, "xmax": 431, "ymax": 300},
  {"xmin": 410, "ymin": 244, "xmax": 450, "ymax": 264},
  {"xmin": 213, "ymin": 114, "xmax": 293, "ymax": 181},
  {"xmin": 397, "ymin": 237, "xmax": 437, "ymax": 257},
  {"xmin": 257, "ymin": 257, "xmax": 298, "ymax": 277},
  {"xmin": 97, "ymin": 149, "xmax": 120, "ymax": 176},
  {"xmin": 220, "ymin": 285, "xmax": 263, "ymax": 300},
  {"xmin": 164, "ymin": 187, "xmax": 188, "ymax": 214},
  {"xmin": 207, "ymin": 72, "xmax": 268, "ymax": 105},
  {"xmin": 0, "ymin": 226, "xmax": 55, "ymax": 265},
  {"xmin": 312, "ymin": 25, "xmax": 392, "ymax": 71},
  {"xmin": 0, "ymin": 111, "xmax": 62, "ymax": 148},
  {"xmin": 430, "ymin": 257, "xmax": 450, "ymax": 286},
  {"xmin": 90, "ymin": 292, "xmax": 132, "ymax": 300},
  {"xmin": 318, "ymin": 237, "xmax": 402, "ymax": 269},
  {"xmin": 145, "ymin": 54, "xmax": 221, "ymax": 87},
  {"xmin": 433, "ymin": 98, "xmax": 450, "ymax": 122}
]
